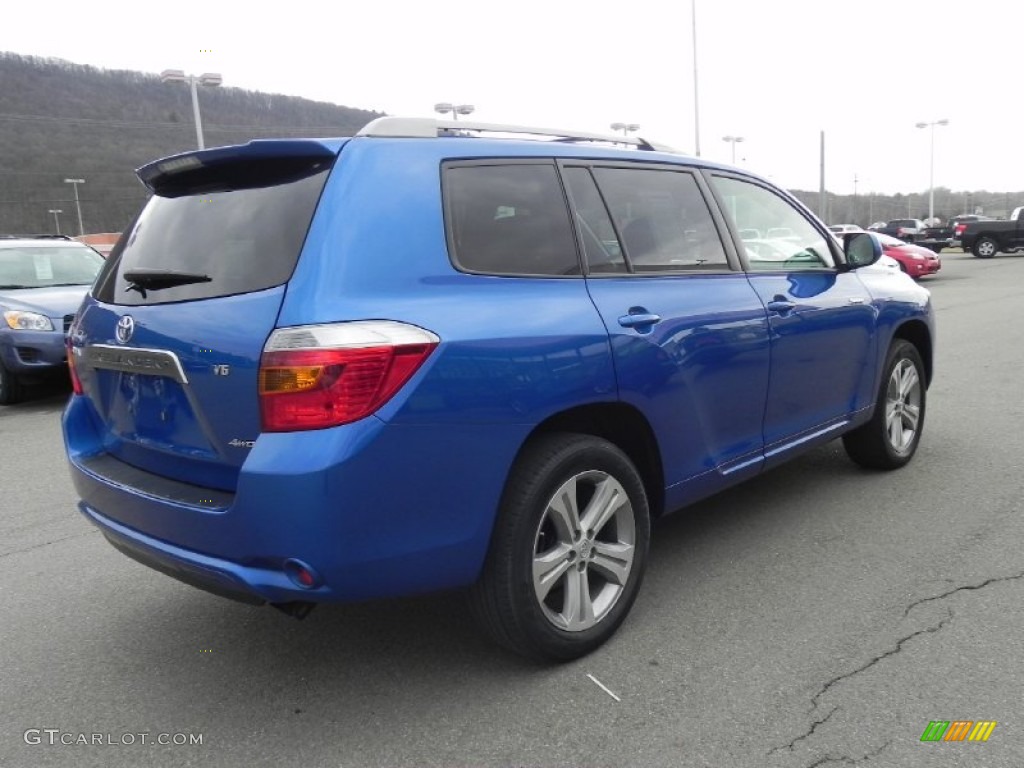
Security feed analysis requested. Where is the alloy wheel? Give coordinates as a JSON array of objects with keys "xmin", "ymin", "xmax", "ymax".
[
  {"xmin": 532, "ymin": 470, "xmax": 636, "ymax": 631},
  {"xmin": 885, "ymin": 358, "xmax": 922, "ymax": 454}
]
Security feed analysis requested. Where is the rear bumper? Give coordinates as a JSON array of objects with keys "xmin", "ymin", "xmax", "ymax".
[
  {"xmin": 64, "ymin": 393, "xmax": 526, "ymax": 604},
  {"xmin": 82, "ymin": 504, "xmax": 285, "ymax": 605},
  {"xmin": 916, "ymin": 238, "xmax": 950, "ymax": 253}
]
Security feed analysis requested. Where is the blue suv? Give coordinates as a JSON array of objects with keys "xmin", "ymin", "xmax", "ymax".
[{"xmin": 63, "ymin": 117, "xmax": 934, "ymax": 660}]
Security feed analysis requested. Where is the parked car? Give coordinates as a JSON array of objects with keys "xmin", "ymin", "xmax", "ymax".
[
  {"xmin": 828, "ymin": 224, "xmax": 864, "ymax": 238},
  {"xmin": 918, "ymin": 214, "xmax": 993, "ymax": 253},
  {"xmin": 877, "ymin": 218, "xmax": 927, "ymax": 242},
  {"xmin": 871, "ymin": 233, "xmax": 942, "ymax": 278},
  {"xmin": 0, "ymin": 238, "xmax": 104, "ymax": 404},
  {"xmin": 955, "ymin": 207, "xmax": 1024, "ymax": 258},
  {"xmin": 63, "ymin": 117, "xmax": 935, "ymax": 660}
]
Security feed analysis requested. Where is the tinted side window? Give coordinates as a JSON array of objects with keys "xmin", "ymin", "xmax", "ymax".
[
  {"xmin": 446, "ymin": 164, "xmax": 580, "ymax": 276},
  {"xmin": 711, "ymin": 176, "xmax": 835, "ymax": 270},
  {"xmin": 592, "ymin": 168, "xmax": 729, "ymax": 271},
  {"xmin": 562, "ymin": 167, "xmax": 627, "ymax": 274},
  {"xmin": 94, "ymin": 165, "xmax": 330, "ymax": 305}
]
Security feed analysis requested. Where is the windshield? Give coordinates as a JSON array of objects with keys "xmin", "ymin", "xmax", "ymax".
[{"xmin": 0, "ymin": 246, "xmax": 104, "ymax": 289}]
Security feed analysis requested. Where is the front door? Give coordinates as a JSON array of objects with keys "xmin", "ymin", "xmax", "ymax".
[{"xmin": 708, "ymin": 175, "xmax": 878, "ymax": 465}]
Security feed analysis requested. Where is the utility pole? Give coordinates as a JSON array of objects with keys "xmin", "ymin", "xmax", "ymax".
[
  {"xmin": 64, "ymin": 178, "xmax": 85, "ymax": 235},
  {"xmin": 818, "ymin": 131, "xmax": 826, "ymax": 221}
]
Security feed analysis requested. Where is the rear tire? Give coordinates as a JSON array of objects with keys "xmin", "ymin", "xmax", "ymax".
[
  {"xmin": 972, "ymin": 237, "xmax": 998, "ymax": 258},
  {"xmin": 471, "ymin": 433, "xmax": 650, "ymax": 661},
  {"xmin": 0, "ymin": 360, "xmax": 25, "ymax": 405},
  {"xmin": 843, "ymin": 340, "xmax": 926, "ymax": 470}
]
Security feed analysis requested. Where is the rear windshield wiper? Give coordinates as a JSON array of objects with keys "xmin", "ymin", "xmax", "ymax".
[
  {"xmin": 0, "ymin": 284, "xmax": 30, "ymax": 289},
  {"xmin": 123, "ymin": 269, "xmax": 212, "ymax": 298}
]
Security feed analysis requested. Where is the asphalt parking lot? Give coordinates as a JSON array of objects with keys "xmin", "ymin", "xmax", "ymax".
[{"xmin": 2, "ymin": 250, "xmax": 1023, "ymax": 768}]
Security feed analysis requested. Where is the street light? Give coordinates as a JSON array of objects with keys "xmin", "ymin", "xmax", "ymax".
[
  {"xmin": 161, "ymin": 69, "xmax": 223, "ymax": 150},
  {"xmin": 48, "ymin": 209, "xmax": 63, "ymax": 234},
  {"xmin": 915, "ymin": 118, "xmax": 949, "ymax": 221},
  {"xmin": 721, "ymin": 135, "xmax": 744, "ymax": 163},
  {"xmin": 610, "ymin": 122, "xmax": 641, "ymax": 137},
  {"xmin": 692, "ymin": 0, "xmax": 701, "ymax": 156},
  {"xmin": 64, "ymin": 178, "xmax": 85, "ymax": 236},
  {"xmin": 434, "ymin": 103, "xmax": 475, "ymax": 121}
]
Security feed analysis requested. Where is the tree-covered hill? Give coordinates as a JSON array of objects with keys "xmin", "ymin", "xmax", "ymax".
[{"xmin": 0, "ymin": 52, "xmax": 381, "ymax": 233}]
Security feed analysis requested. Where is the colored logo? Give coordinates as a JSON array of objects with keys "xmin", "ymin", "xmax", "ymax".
[{"xmin": 920, "ymin": 721, "xmax": 997, "ymax": 742}]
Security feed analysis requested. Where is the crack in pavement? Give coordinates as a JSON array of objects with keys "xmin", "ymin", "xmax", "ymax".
[
  {"xmin": 902, "ymin": 570, "xmax": 1024, "ymax": 618},
  {"xmin": 768, "ymin": 613, "xmax": 951, "ymax": 760},
  {"xmin": 769, "ymin": 707, "xmax": 839, "ymax": 754},
  {"xmin": 805, "ymin": 739, "xmax": 891, "ymax": 767},
  {"xmin": 772, "ymin": 574, "xmax": 1024, "ymax": 762},
  {"xmin": 0, "ymin": 529, "xmax": 99, "ymax": 559},
  {"xmin": 810, "ymin": 611, "xmax": 952, "ymax": 712}
]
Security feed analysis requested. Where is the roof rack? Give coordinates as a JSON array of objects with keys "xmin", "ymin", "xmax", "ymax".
[{"xmin": 356, "ymin": 117, "xmax": 675, "ymax": 153}]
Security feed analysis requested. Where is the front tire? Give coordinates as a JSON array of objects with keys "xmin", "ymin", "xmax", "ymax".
[
  {"xmin": 843, "ymin": 339, "xmax": 926, "ymax": 470},
  {"xmin": 471, "ymin": 433, "xmax": 650, "ymax": 661},
  {"xmin": 0, "ymin": 360, "xmax": 25, "ymax": 405},
  {"xmin": 972, "ymin": 237, "xmax": 998, "ymax": 258}
]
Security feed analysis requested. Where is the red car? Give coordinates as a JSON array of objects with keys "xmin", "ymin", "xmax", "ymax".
[{"xmin": 873, "ymin": 233, "xmax": 941, "ymax": 278}]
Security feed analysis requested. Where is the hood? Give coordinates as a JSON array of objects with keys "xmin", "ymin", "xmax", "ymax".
[{"xmin": 0, "ymin": 285, "xmax": 91, "ymax": 318}]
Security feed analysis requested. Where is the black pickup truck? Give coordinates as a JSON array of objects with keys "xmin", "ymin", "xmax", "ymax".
[
  {"xmin": 875, "ymin": 218, "xmax": 926, "ymax": 242},
  {"xmin": 956, "ymin": 207, "xmax": 1024, "ymax": 258},
  {"xmin": 918, "ymin": 214, "xmax": 992, "ymax": 253}
]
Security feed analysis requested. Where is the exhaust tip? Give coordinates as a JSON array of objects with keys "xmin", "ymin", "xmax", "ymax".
[{"xmin": 271, "ymin": 601, "xmax": 317, "ymax": 620}]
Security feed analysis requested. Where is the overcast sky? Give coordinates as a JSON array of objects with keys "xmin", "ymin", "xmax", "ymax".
[{"xmin": 3, "ymin": 0, "xmax": 1021, "ymax": 195}]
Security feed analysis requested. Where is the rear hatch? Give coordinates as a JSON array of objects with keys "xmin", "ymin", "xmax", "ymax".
[{"xmin": 72, "ymin": 140, "xmax": 341, "ymax": 491}]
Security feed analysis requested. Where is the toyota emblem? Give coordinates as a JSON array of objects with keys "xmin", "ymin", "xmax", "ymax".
[{"xmin": 116, "ymin": 315, "xmax": 135, "ymax": 344}]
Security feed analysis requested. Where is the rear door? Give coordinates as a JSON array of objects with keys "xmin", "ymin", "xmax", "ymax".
[
  {"xmin": 564, "ymin": 162, "xmax": 771, "ymax": 494},
  {"xmin": 71, "ymin": 141, "xmax": 340, "ymax": 491}
]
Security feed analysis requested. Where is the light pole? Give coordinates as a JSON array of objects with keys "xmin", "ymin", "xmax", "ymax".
[
  {"xmin": 915, "ymin": 119, "xmax": 949, "ymax": 222},
  {"xmin": 692, "ymin": 0, "xmax": 701, "ymax": 156},
  {"xmin": 48, "ymin": 209, "xmax": 63, "ymax": 234},
  {"xmin": 434, "ymin": 103, "xmax": 475, "ymax": 121},
  {"xmin": 161, "ymin": 69, "xmax": 223, "ymax": 150},
  {"xmin": 721, "ymin": 135, "xmax": 744, "ymax": 163},
  {"xmin": 610, "ymin": 122, "xmax": 640, "ymax": 137},
  {"xmin": 64, "ymin": 178, "xmax": 85, "ymax": 235}
]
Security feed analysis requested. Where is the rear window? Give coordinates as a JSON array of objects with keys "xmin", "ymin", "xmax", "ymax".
[
  {"xmin": 0, "ymin": 245, "xmax": 104, "ymax": 289},
  {"xmin": 445, "ymin": 163, "xmax": 580, "ymax": 276},
  {"xmin": 93, "ymin": 164, "xmax": 330, "ymax": 305}
]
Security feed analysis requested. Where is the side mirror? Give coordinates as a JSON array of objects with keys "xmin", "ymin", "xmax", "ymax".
[{"xmin": 843, "ymin": 232, "xmax": 882, "ymax": 268}]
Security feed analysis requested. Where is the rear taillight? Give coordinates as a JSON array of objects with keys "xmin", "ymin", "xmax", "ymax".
[
  {"xmin": 258, "ymin": 321, "xmax": 439, "ymax": 432},
  {"xmin": 954, "ymin": 223, "xmax": 966, "ymax": 236},
  {"xmin": 66, "ymin": 339, "xmax": 83, "ymax": 395}
]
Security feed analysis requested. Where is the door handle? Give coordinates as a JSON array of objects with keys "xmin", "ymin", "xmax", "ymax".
[
  {"xmin": 766, "ymin": 299, "xmax": 796, "ymax": 314},
  {"xmin": 618, "ymin": 312, "xmax": 662, "ymax": 329}
]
